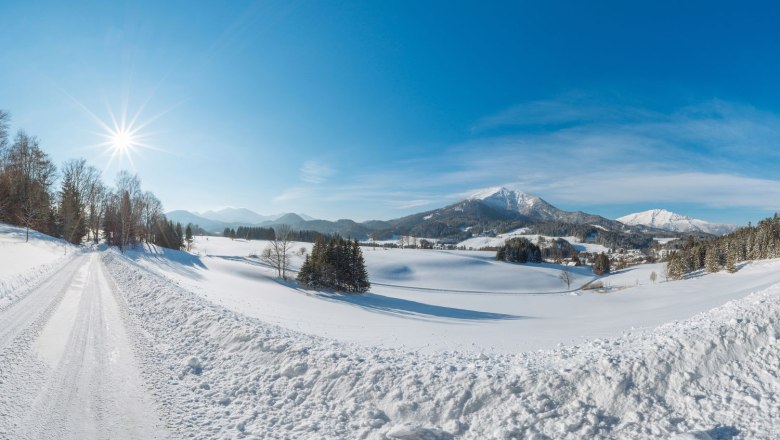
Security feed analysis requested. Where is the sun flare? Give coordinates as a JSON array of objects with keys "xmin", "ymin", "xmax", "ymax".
[
  {"xmin": 70, "ymin": 92, "xmax": 173, "ymax": 171},
  {"xmin": 111, "ymin": 129, "xmax": 134, "ymax": 152}
]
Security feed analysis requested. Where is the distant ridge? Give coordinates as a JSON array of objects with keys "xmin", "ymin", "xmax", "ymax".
[
  {"xmin": 165, "ymin": 209, "xmax": 316, "ymax": 234},
  {"xmin": 168, "ymin": 186, "xmax": 730, "ymax": 243}
]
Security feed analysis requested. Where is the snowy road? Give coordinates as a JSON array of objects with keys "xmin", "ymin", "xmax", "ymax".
[{"xmin": 0, "ymin": 252, "xmax": 167, "ymax": 439}]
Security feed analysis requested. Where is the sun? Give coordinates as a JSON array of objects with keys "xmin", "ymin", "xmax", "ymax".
[
  {"xmin": 111, "ymin": 129, "xmax": 134, "ymax": 152},
  {"xmin": 69, "ymin": 91, "xmax": 174, "ymax": 171}
]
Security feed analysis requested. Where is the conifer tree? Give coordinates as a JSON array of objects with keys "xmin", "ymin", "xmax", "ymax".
[
  {"xmin": 704, "ymin": 246, "xmax": 719, "ymax": 273},
  {"xmin": 593, "ymin": 253, "xmax": 610, "ymax": 275},
  {"xmin": 59, "ymin": 174, "xmax": 86, "ymax": 244},
  {"xmin": 666, "ymin": 253, "xmax": 685, "ymax": 280},
  {"xmin": 185, "ymin": 224, "xmax": 193, "ymax": 251},
  {"xmin": 726, "ymin": 249, "xmax": 738, "ymax": 273}
]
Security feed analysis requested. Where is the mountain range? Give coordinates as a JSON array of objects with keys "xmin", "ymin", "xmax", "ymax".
[
  {"xmin": 616, "ymin": 209, "xmax": 737, "ymax": 235},
  {"xmin": 165, "ymin": 208, "xmax": 317, "ymax": 234},
  {"xmin": 167, "ymin": 187, "xmax": 738, "ymax": 243}
]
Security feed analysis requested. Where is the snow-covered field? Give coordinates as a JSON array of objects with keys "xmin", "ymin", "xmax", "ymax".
[
  {"xmin": 3, "ymin": 227, "xmax": 780, "ymax": 438},
  {"xmin": 127, "ymin": 236, "xmax": 780, "ymax": 354},
  {"xmin": 109, "ymin": 243, "xmax": 780, "ymax": 439}
]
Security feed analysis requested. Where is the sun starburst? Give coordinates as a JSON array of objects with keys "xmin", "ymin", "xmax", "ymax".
[{"xmin": 65, "ymin": 89, "xmax": 177, "ymax": 171}]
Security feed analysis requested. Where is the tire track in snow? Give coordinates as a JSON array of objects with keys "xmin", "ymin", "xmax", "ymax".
[
  {"xmin": 0, "ymin": 254, "xmax": 87, "ymax": 437},
  {"xmin": 0, "ymin": 253, "xmax": 168, "ymax": 440},
  {"xmin": 0, "ymin": 254, "xmax": 85, "ymax": 351}
]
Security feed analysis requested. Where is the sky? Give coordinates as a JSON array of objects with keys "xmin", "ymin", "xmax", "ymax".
[{"xmin": 2, "ymin": 1, "xmax": 780, "ymax": 225}]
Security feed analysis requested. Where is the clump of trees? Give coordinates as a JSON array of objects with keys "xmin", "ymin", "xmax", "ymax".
[
  {"xmin": 496, "ymin": 237, "xmax": 542, "ymax": 263},
  {"xmin": 665, "ymin": 214, "xmax": 780, "ymax": 280},
  {"xmin": 529, "ymin": 222, "xmax": 656, "ymax": 250},
  {"xmin": 592, "ymin": 253, "xmax": 610, "ymax": 275},
  {"xmin": 541, "ymin": 237, "xmax": 578, "ymax": 261},
  {"xmin": 0, "ymin": 109, "xmax": 181, "ymax": 251},
  {"xmin": 297, "ymin": 235, "xmax": 370, "ymax": 293}
]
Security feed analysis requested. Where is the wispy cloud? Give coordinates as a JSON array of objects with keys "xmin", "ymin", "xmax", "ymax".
[
  {"xmin": 273, "ymin": 97, "xmax": 780, "ymax": 222},
  {"xmin": 273, "ymin": 186, "xmax": 307, "ymax": 202},
  {"xmin": 299, "ymin": 160, "xmax": 334, "ymax": 184},
  {"xmin": 387, "ymin": 199, "xmax": 437, "ymax": 209},
  {"xmin": 447, "ymin": 98, "xmax": 780, "ymax": 213}
]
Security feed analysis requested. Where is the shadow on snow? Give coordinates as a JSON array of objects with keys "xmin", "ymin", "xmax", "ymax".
[{"xmin": 317, "ymin": 291, "xmax": 528, "ymax": 322}]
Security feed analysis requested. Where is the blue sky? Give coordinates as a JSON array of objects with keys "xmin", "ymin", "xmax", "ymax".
[{"xmin": 2, "ymin": 1, "xmax": 780, "ymax": 225}]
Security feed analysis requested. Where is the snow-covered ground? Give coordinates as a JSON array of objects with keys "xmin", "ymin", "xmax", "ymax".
[
  {"xmin": 4, "ymin": 227, "xmax": 780, "ymax": 438},
  {"xmin": 0, "ymin": 223, "xmax": 76, "ymax": 309},
  {"xmin": 106, "ymin": 245, "xmax": 780, "ymax": 439},
  {"xmin": 0, "ymin": 246, "xmax": 166, "ymax": 438},
  {"xmin": 125, "ymin": 236, "xmax": 780, "ymax": 354}
]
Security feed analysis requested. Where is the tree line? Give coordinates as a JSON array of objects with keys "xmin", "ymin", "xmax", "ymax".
[
  {"xmin": 0, "ymin": 109, "xmax": 182, "ymax": 250},
  {"xmin": 666, "ymin": 214, "xmax": 780, "ymax": 279},
  {"xmin": 223, "ymin": 226, "xmax": 323, "ymax": 243}
]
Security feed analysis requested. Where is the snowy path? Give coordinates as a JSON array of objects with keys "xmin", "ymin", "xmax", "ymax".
[{"xmin": 0, "ymin": 253, "xmax": 167, "ymax": 439}]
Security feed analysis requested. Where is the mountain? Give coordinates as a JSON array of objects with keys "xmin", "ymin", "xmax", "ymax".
[
  {"xmin": 617, "ymin": 209, "xmax": 737, "ymax": 235},
  {"xmin": 364, "ymin": 186, "xmax": 646, "ymax": 241},
  {"xmin": 170, "ymin": 187, "xmax": 718, "ymax": 246},
  {"xmin": 468, "ymin": 186, "xmax": 627, "ymax": 228},
  {"xmin": 469, "ymin": 186, "xmax": 560, "ymax": 221},
  {"xmin": 268, "ymin": 213, "xmax": 306, "ymax": 226},
  {"xmin": 165, "ymin": 210, "xmax": 233, "ymax": 233},
  {"xmin": 166, "ymin": 209, "xmax": 319, "ymax": 234},
  {"xmin": 200, "ymin": 208, "xmax": 277, "ymax": 224},
  {"xmin": 199, "ymin": 208, "xmax": 317, "ymax": 224}
]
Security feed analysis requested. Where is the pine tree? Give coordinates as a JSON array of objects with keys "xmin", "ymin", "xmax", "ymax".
[
  {"xmin": 185, "ymin": 224, "xmax": 193, "ymax": 251},
  {"xmin": 351, "ymin": 240, "xmax": 370, "ymax": 293},
  {"xmin": 667, "ymin": 253, "xmax": 685, "ymax": 280},
  {"xmin": 593, "ymin": 253, "xmax": 610, "ymax": 275},
  {"xmin": 726, "ymin": 249, "xmax": 738, "ymax": 273},
  {"xmin": 175, "ymin": 222, "xmax": 184, "ymax": 249},
  {"xmin": 59, "ymin": 175, "xmax": 86, "ymax": 245},
  {"xmin": 704, "ymin": 246, "xmax": 719, "ymax": 273}
]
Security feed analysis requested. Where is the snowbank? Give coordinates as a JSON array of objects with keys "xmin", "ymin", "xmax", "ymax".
[
  {"xmin": 0, "ymin": 223, "xmax": 77, "ymax": 309},
  {"xmin": 104, "ymin": 250, "xmax": 780, "ymax": 439}
]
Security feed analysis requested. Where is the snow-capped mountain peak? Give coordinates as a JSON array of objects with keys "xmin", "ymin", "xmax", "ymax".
[
  {"xmin": 617, "ymin": 209, "xmax": 737, "ymax": 235},
  {"xmin": 468, "ymin": 186, "xmax": 543, "ymax": 212}
]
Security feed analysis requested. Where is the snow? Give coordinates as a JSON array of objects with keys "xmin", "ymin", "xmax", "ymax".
[
  {"xmin": 617, "ymin": 209, "xmax": 737, "ymax": 235},
  {"xmin": 468, "ymin": 186, "xmax": 541, "ymax": 212},
  {"xmin": 103, "ymin": 246, "xmax": 780, "ymax": 439},
  {"xmin": 0, "ymin": 223, "xmax": 77, "ymax": 309},
  {"xmin": 123, "ymin": 237, "xmax": 780, "ymax": 355},
  {"xmin": 5, "ymin": 226, "xmax": 780, "ymax": 438},
  {"xmin": 0, "ymin": 251, "xmax": 166, "ymax": 438}
]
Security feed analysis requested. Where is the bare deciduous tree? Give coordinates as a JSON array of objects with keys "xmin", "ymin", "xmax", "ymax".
[
  {"xmin": 7, "ymin": 132, "xmax": 56, "ymax": 241},
  {"xmin": 559, "ymin": 266, "xmax": 573, "ymax": 290},
  {"xmin": 650, "ymin": 271, "xmax": 658, "ymax": 284},
  {"xmin": 262, "ymin": 224, "xmax": 295, "ymax": 279},
  {"xmin": 115, "ymin": 171, "xmax": 141, "ymax": 250}
]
